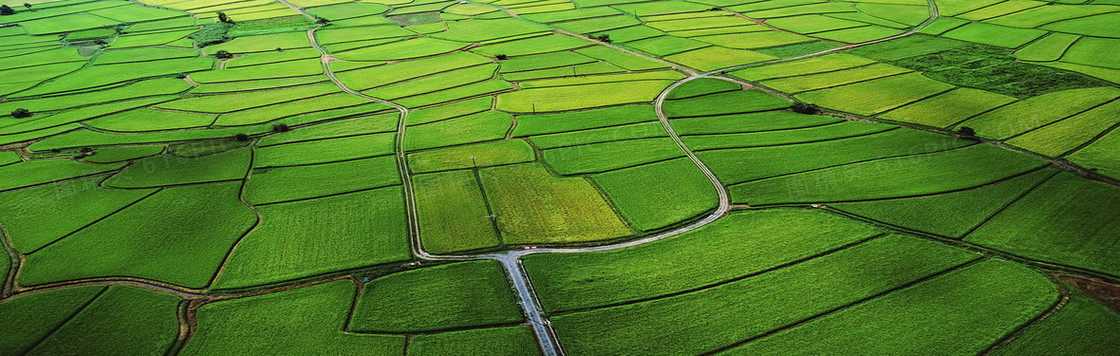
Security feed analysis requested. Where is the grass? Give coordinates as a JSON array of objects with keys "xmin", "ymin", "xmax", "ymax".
[
  {"xmin": 103, "ymin": 148, "xmax": 251, "ymax": 188},
  {"xmin": 732, "ymin": 144, "xmax": 1046, "ymax": 205},
  {"xmin": 1061, "ymin": 37, "xmax": 1120, "ymax": 69},
  {"xmin": 191, "ymin": 59, "xmax": 323, "ymax": 83},
  {"xmin": 367, "ymin": 64, "xmax": 498, "ymax": 100},
  {"xmin": 413, "ymin": 170, "xmax": 501, "ymax": 254},
  {"xmin": 664, "ymin": 90, "xmax": 791, "ymax": 117},
  {"xmin": 698, "ymin": 129, "xmax": 969, "ymax": 185},
  {"xmin": 0, "ymin": 285, "xmax": 105, "ymax": 354},
  {"xmin": 879, "ymin": 87, "xmax": 1017, "ymax": 128},
  {"xmin": 84, "ymin": 145, "xmax": 165, "ymax": 163},
  {"xmin": 966, "ymin": 172, "xmax": 1120, "ymax": 277},
  {"xmin": 670, "ymin": 111, "xmax": 843, "ymax": 135},
  {"xmin": 214, "ymin": 187, "xmax": 409, "ymax": 289},
  {"xmin": 511, "ymin": 104, "xmax": 654, "ymax": 136},
  {"xmin": 408, "ymin": 139, "xmax": 535, "ymax": 173},
  {"xmin": 626, "ymin": 36, "xmax": 711, "ymax": 56},
  {"xmin": 406, "ymin": 97, "xmax": 491, "ymax": 126},
  {"xmin": 20, "ymin": 182, "xmax": 256, "ymax": 288},
  {"xmin": 724, "ymin": 259, "xmax": 1056, "ymax": 355},
  {"xmin": 962, "ymin": 87, "xmax": 1120, "ymax": 139},
  {"xmin": 160, "ymin": 84, "xmax": 339, "ymax": 113},
  {"xmin": 472, "ymin": 34, "xmax": 592, "ymax": 57},
  {"xmin": 257, "ymin": 112, "xmax": 398, "ymax": 146},
  {"xmin": 333, "ymin": 37, "xmax": 467, "ymax": 61},
  {"xmin": 1009, "ymin": 100, "xmax": 1120, "ymax": 157},
  {"xmin": 496, "ymin": 80, "xmax": 673, "ymax": 113},
  {"xmin": 592, "ymin": 157, "xmax": 717, "ymax": 231},
  {"xmin": 730, "ymin": 53, "xmax": 875, "ymax": 81},
  {"xmin": 542, "ymin": 137, "xmax": 685, "ymax": 175},
  {"xmin": 499, "ymin": 52, "xmax": 595, "ymax": 74},
  {"xmin": 255, "ymin": 133, "xmax": 395, "ymax": 167},
  {"xmin": 396, "ymin": 79, "xmax": 513, "ymax": 108},
  {"xmin": 432, "ymin": 18, "xmax": 549, "ymax": 42},
  {"xmin": 409, "ymin": 325, "xmax": 540, "ymax": 356},
  {"xmin": 888, "ymin": 44, "xmax": 1111, "ymax": 99},
  {"xmin": 993, "ymin": 285, "xmax": 1120, "ymax": 355},
  {"xmin": 97, "ymin": 47, "xmax": 201, "ymax": 65},
  {"xmin": 0, "ymin": 159, "xmax": 125, "ymax": 192},
  {"xmin": 682, "ymin": 120, "xmax": 890, "ymax": 151},
  {"xmin": 220, "ymin": 95, "xmax": 378, "ymax": 126},
  {"xmin": 1014, "ymin": 33, "xmax": 1080, "ymax": 62},
  {"xmin": 1068, "ymin": 126, "xmax": 1120, "ymax": 178},
  {"xmin": 404, "ymin": 111, "xmax": 512, "ymax": 151},
  {"xmin": 666, "ymin": 78, "xmax": 742, "ymax": 100},
  {"xmin": 531, "ymin": 121, "xmax": 667, "ymax": 149},
  {"xmin": 551, "ymin": 235, "xmax": 979, "ymax": 355},
  {"xmin": 350, "ymin": 260, "xmax": 523, "ymax": 332},
  {"xmin": 184, "ymin": 280, "xmax": 405, "ymax": 354},
  {"xmin": 524, "ymin": 208, "xmax": 883, "ymax": 313},
  {"xmin": 15, "ymin": 58, "xmax": 212, "ymax": 97},
  {"xmin": 1042, "ymin": 12, "xmax": 1120, "ymax": 38},
  {"xmin": 27, "ymin": 285, "xmax": 181, "ymax": 355},
  {"xmin": 794, "ymin": 72, "xmax": 954, "ymax": 116},
  {"xmin": 245, "ymin": 155, "xmax": 400, "ymax": 205},
  {"xmin": 662, "ymin": 46, "xmax": 776, "ymax": 71},
  {"xmin": 832, "ymin": 168, "xmax": 1055, "ymax": 237},
  {"xmin": 479, "ymin": 163, "xmax": 631, "ymax": 244},
  {"xmin": 761, "ymin": 63, "xmax": 911, "ymax": 93},
  {"xmin": 0, "ymin": 177, "xmax": 155, "ymax": 252}
]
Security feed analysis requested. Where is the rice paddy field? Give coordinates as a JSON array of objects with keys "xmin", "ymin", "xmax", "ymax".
[{"xmin": 0, "ymin": 0, "xmax": 1118, "ymax": 353}]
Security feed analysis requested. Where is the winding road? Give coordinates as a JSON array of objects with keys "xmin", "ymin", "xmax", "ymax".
[{"xmin": 279, "ymin": 1, "xmax": 942, "ymax": 355}]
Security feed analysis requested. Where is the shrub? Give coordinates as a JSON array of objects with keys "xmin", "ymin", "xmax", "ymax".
[
  {"xmin": 495, "ymin": 54, "xmax": 508, "ymax": 60},
  {"xmin": 217, "ymin": 12, "xmax": 234, "ymax": 24},
  {"xmin": 11, "ymin": 108, "xmax": 31, "ymax": 118},
  {"xmin": 23, "ymin": 3, "xmax": 31, "ymax": 10},
  {"xmin": 234, "ymin": 133, "xmax": 251, "ymax": 142},
  {"xmin": 592, "ymin": 34, "xmax": 612, "ymax": 43},
  {"xmin": 0, "ymin": 5, "xmax": 15, "ymax": 15},
  {"xmin": 272, "ymin": 123, "xmax": 290, "ymax": 133},
  {"xmin": 791, "ymin": 102, "xmax": 820, "ymax": 115},
  {"xmin": 957, "ymin": 126, "xmax": 976, "ymax": 138},
  {"xmin": 214, "ymin": 50, "xmax": 233, "ymax": 59}
]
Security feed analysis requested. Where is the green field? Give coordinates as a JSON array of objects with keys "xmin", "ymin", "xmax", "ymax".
[{"xmin": 2, "ymin": 0, "xmax": 1119, "ymax": 353}]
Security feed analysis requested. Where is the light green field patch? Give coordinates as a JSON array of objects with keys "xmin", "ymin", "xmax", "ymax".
[
  {"xmin": 480, "ymin": 163, "xmax": 631, "ymax": 244},
  {"xmin": 962, "ymin": 87, "xmax": 1120, "ymax": 139},
  {"xmin": 1014, "ymin": 32, "xmax": 1080, "ymax": 62},
  {"xmin": 332, "ymin": 37, "xmax": 469, "ymax": 61},
  {"xmin": 943, "ymin": 22, "xmax": 1048, "ymax": 48},
  {"xmin": 1061, "ymin": 37, "xmax": 1120, "ymax": 69},
  {"xmin": 664, "ymin": 46, "xmax": 776, "ymax": 71},
  {"xmin": 405, "ymin": 111, "xmax": 512, "ymax": 151},
  {"xmin": 245, "ymin": 155, "xmax": 400, "ymax": 204},
  {"xmin": 473, "ymin": 34, "xmax": 592, "ymax": 56},
  {"xmin": 432, "ymin": 18, "xmax": 549, "ymax": 42},
  {"xmin": 213, "ymin": 187, "xmax": 409, "ymax": 289},
  {"xmin": 626, "ymin": 35, "xmax": 711, "ymax": 56},
  {"xmin": 593, "ymin": 157, "xmax": 717, "ymax": 231},
  {"xmin": 255, "ymin": 133, "xmax": 395, "ymax": 167},
  {"xmin": 20, "ymin": 182, "xmax": 256, "ymax": 288},
  {"xmin": 104, "ymin": 148, "xmax": 251, "ymax": 188},
  {"xmin": 766, "ymin": 14, "xmax": 868, "ymax": 34},
  {"xmin": 880, "ymin": 87, "xmax": 1017, "ymax": 128},
  {"xmin": 1009, "ymin": 100, "xmax": 1120, "ymax": 157},
  {"xmin": 496, "ymin": 80, "xmax": 673, "ymax": 112},
  {"xmin": 409, "ymin": 139, "xmax": 535, "ymax": 173},
  {"xmin": 730, "ymin": 53, "xmax": 874, "ymax": 80},
  {"xmin": 811, "ymin": 25, "xmax": 904, "ymax": 43},
  {"xmin": 761, "ymin": 63, "xmax": 911, "ymax": 93},
  {"xmin": 351, "ymin": 260, "xmax": 523, "ymax": 331},
  {"xmin": 693, "ymin": 31, "xmax": 815, "ymax": 49},
  {"xmin": 795, "ymin": 72, "xmax": 954, "ymax": 115},
  {"xmin": 520, "ymin": 70, "xmax": 685, "ymax": 88},
  {"xmin": 414, "ymin": 170, "xmax": 501, "ymax": 253}
]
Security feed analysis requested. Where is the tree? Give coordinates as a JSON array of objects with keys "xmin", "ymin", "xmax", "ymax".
[
  {"xmin": 0, "ymin": 5, "xmax": 14, "ymax": 15},
  {"xmin": 593, "ymin": 34, "xmax": 611, "ymax": 43},
  {"xmin": 11, "ymin": 108, "xmax": 31, "ymax": 118},
  {"xmin": 214, "ymin": 50, "xmax": 233, "ymax": 59},
  {"xmin": 233, "ymin": 133, "xmax": 251, "ymax": 142},
  {"xmin": 957, "ymin": 126, "xmax": 977, "ymax": 138},
  {"xmin": 23, "ymin": 3, "xmax": 31, "ymax": 10},
  {"xmin": 316, "ymin": 17, "xmax": 330, "ymax": 25},
  {"xmin": 791, "ymin": 102, "xmax": 820, "ymax": 115},
  {"xmin": 495, "ymin": 54, "xmax": 508, "ymax": 60},
  {"xmin": 217, "ymin": 11, "xmax": 233, "ymax": 24},
  {"xmin": 272, "ymin": 123, "xmax": 290, "ymax": 133}
]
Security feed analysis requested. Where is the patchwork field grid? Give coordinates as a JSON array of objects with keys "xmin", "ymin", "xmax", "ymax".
[{"xmin": 0, "ymin": 0, "xmax": 1118, "ymax": 353}]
